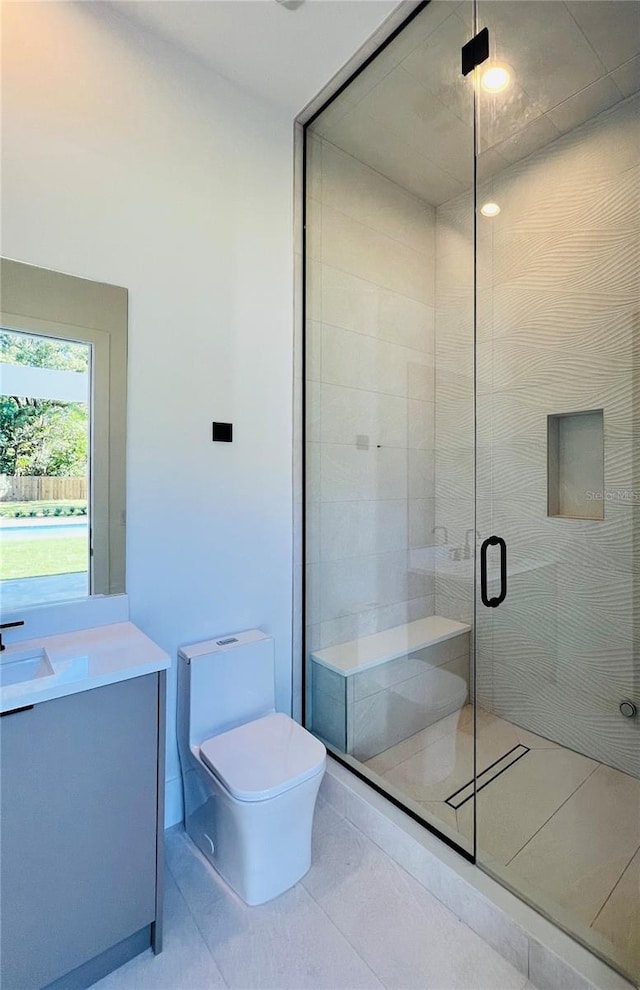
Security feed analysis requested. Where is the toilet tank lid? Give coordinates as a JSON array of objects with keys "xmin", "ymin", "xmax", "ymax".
[
  {"xmin": 199, "ymin": 713, "xmax": 326, "ymax": 802},
  {"xmin": 179, "ymin": 629, "xmax": 270, "ymax": 662}
]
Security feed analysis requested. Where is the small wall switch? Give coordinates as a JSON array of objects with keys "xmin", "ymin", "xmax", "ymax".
[{"xmin": 212, "ymin": 422, "xmax": 233, "ymax": 442}]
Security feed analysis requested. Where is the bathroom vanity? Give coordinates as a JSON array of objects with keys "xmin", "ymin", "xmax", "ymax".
[{"xmin": 0, "ymin": 622, "xmax": 169, "ymax": 990}]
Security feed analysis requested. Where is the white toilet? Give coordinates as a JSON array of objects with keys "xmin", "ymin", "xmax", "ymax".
[{"xmin": 177, "ymin": 630, "xmax": 326, "ymax": 905}]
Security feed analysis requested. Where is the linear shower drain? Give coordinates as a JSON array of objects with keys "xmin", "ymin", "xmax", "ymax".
[{"xmin": 445, "ymin": 744, "xmax": 530, "ymax": 810}]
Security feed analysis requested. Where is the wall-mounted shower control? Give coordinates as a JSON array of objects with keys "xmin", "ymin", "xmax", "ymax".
[{"xmin": 619, "ymin": 700, "xmax": 637, "ymax": 719}]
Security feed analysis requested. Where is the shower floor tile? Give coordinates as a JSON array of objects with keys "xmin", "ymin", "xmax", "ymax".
[
  {"xmin": 457, "ymin": 746, "xmax": 598, "ymax": 863},
  {"xmin": 366, "ymin": 705, "xmax": 640, "ymax": 980},
  {"xmin": 379, "ymin": 707, "xmax": 521, "ymax": 804},
  {"xmin": 507, "ymin": 764, "xmax": 640, "ymax": 924}
]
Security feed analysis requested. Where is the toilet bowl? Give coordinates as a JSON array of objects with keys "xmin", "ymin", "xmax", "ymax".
[{"xmin": 178, "ymin": 630, "xmax": 326, "ymax": 905}]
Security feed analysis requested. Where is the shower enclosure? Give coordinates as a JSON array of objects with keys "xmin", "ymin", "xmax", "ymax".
[{"xmin": 302, "ymin": 1, "xmax": 639, "ymax": 982}]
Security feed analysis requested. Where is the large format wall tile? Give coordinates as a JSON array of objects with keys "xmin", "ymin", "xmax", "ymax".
[
  {"xmin": 409, "ymin": 498, "xmax": 436, "ymax": 548},
  {"xmin": 316, "ymin": 595, "xmax": 435, "ymax": 654},
  {"xmin": 320, "ymin": 444, "xmax": 408, "ymax": 503},
  {"xmin": 408, "ymin": 448, "xmax": 436, "ymax": 499},
  {"xmin": 320, "ymin": 263, "xmax": 435, "ymax": 352},
  {"xmin": 321, "ymin": 323, "xmax": 433, "ymax": 398},
  {"xmin": 320, "ymin": 499, "xmax": 408, "ymax": 562},
  {"xmin": 319, "ymin": 550, "xmax": 434, "ymax": 625},
  {"xmin": 319, "ymin": 383, "xmax": 409, "ymax": 448},
  {"xmin": 321, "ymin": 141, "xmax": 436, "ymax": 259},
  {"xmin": 321, "ymin": 203, "xmax": 434, "ymax": 305}
]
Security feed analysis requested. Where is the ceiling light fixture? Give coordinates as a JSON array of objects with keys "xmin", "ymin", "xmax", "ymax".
[
  {"xmin": 481, "ymin": 64, "xmax": 511, "ymax": 93},
  {"xmin": 275, "ymin": 0, "xmax": 305, "ymax": 8},
  {"xmin": 480, "ymin": 202, "xmax": 501, "ymax": 217}
]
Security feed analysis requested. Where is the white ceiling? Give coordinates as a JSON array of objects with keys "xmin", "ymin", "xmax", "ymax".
[
  {"xmin": 310, "ymin": 0, "xmax": 640, "ymax": 205},
  {"xmin": 110, "ymin": 0, "xmax": 401, "ymax": 115}
]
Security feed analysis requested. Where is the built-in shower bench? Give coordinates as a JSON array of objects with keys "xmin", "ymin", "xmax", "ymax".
[{"xmin": 310, "ymin": 616, "xmax": 470, "ymax": 761}]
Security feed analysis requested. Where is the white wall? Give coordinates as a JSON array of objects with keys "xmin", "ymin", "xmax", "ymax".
[{"xmin": 1, "ymin": 1, "xmax": 295, "ymax": 825}]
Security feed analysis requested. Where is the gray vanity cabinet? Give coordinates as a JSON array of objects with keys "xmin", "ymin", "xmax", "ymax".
[{"xmin": 0, "ymin": 672, "xmax": 165, "ymax": 990}]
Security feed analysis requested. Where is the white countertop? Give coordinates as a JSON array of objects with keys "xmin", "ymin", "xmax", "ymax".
[
  {"xmin": 311, "ymin": 616, "xmax": 470, "ymax": 677},
  {"xmin": 0, "ymin": 621, "xmax": 170, "ymax": 713}
]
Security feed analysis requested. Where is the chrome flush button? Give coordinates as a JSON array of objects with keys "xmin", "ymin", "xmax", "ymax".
[{"xmin": 619, "ymin": 700, "xmax": 637, "ymax": 718}]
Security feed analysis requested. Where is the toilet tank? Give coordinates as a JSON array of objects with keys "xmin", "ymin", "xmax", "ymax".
[{"xmin": 178, "ymin": 630, "xmax": 276, "ymax": 751}]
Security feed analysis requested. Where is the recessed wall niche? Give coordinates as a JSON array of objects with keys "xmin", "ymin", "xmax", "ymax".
[{"xmin": 547, "ymin": 410, "xmax": 604, "ymax": 520}]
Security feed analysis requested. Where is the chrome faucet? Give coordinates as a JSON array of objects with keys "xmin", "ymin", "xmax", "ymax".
[{"xmin": 0, "ymin": 621, "xmax": 24, "ymax": 651}]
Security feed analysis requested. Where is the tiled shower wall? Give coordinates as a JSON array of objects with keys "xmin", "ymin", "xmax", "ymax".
[
  {"xmin": 435, "ymin": 95, "xmax": 639, "ymax": 776},
  {"xmin": 305, "ymin": 137, "xmax": 437, "ymax": 655}
]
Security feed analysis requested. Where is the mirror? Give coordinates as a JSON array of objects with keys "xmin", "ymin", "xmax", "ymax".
[{"xmin": 0, "ymin": 259, "xmax": 127, "ymax": 612}]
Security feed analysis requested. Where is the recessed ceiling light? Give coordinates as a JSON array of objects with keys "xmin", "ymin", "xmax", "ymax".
[
  {"xmin": 480, "ymin": 202, "xmax": 501, "ymax": 217},
  {"xmin": 481, "ymin": 64, "xmax": 511, "ymax": 93}
]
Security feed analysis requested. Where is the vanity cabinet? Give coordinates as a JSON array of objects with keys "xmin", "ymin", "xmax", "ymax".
[{"xmin": 0, "ymin": 672, "xmax": 166, "ymax": 990}]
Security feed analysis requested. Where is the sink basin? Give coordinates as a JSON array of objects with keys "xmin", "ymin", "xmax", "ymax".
[{"xmin": 0, "ymin": 647, "xmax": 55, "ymax": 688}]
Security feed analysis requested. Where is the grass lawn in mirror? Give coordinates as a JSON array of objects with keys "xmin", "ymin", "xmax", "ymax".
[{"xmin": 1, "ymin": 537, "xmax": 87, "ymax": 580}]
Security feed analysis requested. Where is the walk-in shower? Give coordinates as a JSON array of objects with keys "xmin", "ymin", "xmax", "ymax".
[{"xmin": 302, "ymin": 1, "xmax": 639, "ymax": 981}]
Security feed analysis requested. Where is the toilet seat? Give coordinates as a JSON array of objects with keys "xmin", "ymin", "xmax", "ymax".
[{"xmin": 200, "ymin": 712, "xmax": 326, "ymax": 802}]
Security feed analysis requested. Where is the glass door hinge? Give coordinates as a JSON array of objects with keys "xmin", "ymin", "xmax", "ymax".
[{"xmin": 462, "ymin": 27, "xmax": 489, "ymax": 76}]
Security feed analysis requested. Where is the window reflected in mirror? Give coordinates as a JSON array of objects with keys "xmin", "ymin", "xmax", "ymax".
[{"xmin": 1, "ymin": 330, "xmax": 92, "ymax": 609}]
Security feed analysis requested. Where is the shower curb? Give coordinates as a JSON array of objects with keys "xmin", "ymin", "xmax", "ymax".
[{"xmin": 320, "ymin": 757, "xmax": 637, "ymax": 990}]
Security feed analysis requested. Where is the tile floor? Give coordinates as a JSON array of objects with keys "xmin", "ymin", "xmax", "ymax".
[
  {"xmin": 92, "ymin": 800, "xmax": 537, "ymax": 990},
  {"xmin": 365, "ymin": 705, "xmax": 640, "ymax": 978}
]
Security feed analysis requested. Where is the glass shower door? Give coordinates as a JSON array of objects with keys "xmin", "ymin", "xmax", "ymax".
[
  {"xmin": 473, "ymin": 1, "xmax": 640, "ymax": 980},
  {"xmin": 303, "ymin": 0, "xmax": 479, "ymax": 857}
]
